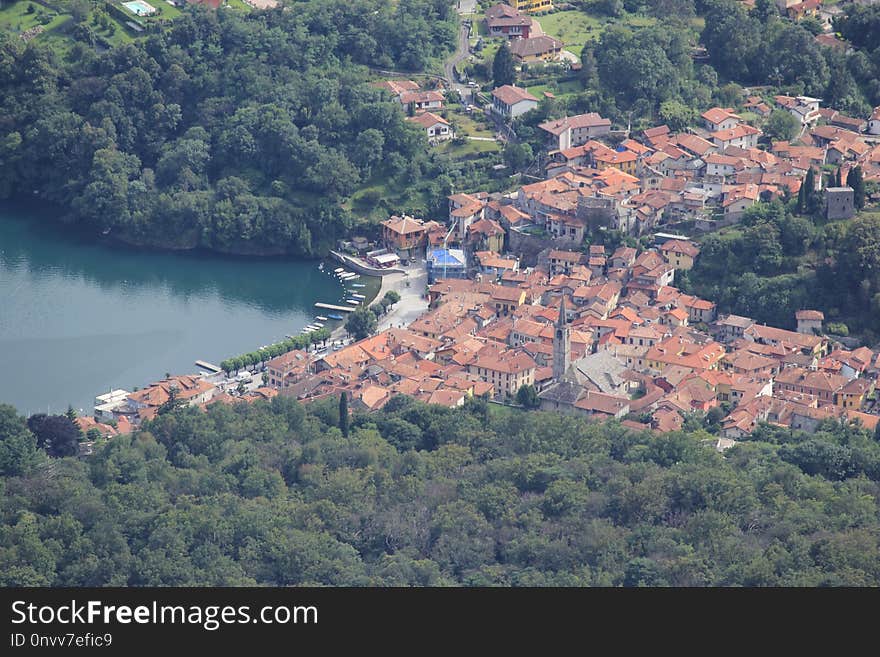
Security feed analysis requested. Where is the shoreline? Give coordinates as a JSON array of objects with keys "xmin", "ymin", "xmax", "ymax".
[{"xmin": 329, "ymin": 261, "xmax": 429, "ymax": 342}]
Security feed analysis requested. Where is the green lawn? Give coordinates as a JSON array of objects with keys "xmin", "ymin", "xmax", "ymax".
[
  {"xmin": 525, "ymin": 78, "xmax": 582, "ymax": 99},
  {"xmin": 448, "ymin": 108, "xmax": 496, "ymax": 139},
  {"xmin": 536, "ymin": 9, "xmax": 659, "ymax": 56},
  {"xmin": 436, "ymin": 137, "xmax": 501, "ymax": 157},
  {"xmin": 0, "ymin": 2, "xmax": 67, "ymax": 36},
  {"xmin": 535, "ymin": 9, "xmax": 603, "ymax": 56}
]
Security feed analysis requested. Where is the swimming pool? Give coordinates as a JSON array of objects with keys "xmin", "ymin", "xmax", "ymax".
[{"xmin": 122, "ymin": 0, "xmax": 157, "ymax": 16}]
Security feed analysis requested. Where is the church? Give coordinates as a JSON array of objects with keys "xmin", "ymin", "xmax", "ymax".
[{"xmin": 537, "ymin": 297, "xmax": 633, "ymax": 418}]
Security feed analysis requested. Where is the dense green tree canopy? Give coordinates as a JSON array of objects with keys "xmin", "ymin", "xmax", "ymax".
[
  {"xmin": 1, "ymin": 395, "xmax": 879, "ymax": 586},
  {"xmin": 0, "ymin": 3, "xmax": 457, "ymax": 255}
]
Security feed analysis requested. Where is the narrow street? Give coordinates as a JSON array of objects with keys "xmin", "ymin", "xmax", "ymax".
[{"xmin": 444, "ymin": 19, "xmax": 472, "ymax": 99}]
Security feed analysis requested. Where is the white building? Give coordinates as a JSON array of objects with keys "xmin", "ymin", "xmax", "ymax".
[{"xmin": 491, "ymin": 85, "xmax": 539, "ymax": 120}]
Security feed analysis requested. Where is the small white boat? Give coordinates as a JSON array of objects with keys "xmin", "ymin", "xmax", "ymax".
[
  {"xmin": 315, "ymin": 316, "xmax": 328, "ymax": 321},
  {"xmin": 351, "ymin": 293, "xmax": 365, "ymax": 299},
  {"xmin": 341, "ymin": 273, "xmax": 360, "ymax": 280},
  {"xmin": 334, "ymin": 267, "xmax": 345, "ymax": 274},
  {"xmin": 351, "ymin": 283, "xmax": 366, "ymax": 288},
  {"xmin": 312, "ymin": 322, "xmax": 325, "ymax": 328},
  {"xmin": 346, "ymin": 299, "xmax": 360, "ymax": 305}
]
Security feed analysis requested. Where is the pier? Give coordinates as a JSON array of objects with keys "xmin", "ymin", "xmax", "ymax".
[
  {"xmin": 195, "ymin": 360, "xmax": 222, "ymax": 373},
  {"xmin": 315, "ymin": 302, "xmax": 356, "ymax": 312}
]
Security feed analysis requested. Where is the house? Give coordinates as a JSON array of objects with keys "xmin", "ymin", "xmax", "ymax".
[
  {"xmin": 573, "ymin": 390, "xmax": 631, "ymax": 419},
  {"xmin": 548, "ymin": 249, "xmax": 584, "ymax": 275},
  {"xmin": 267, "ymin": 350, "xmax": 311, "ymax": 389},
  {"xmin": 721, "ymin": 184, "xmax": 760, "ymax": 220},
  {"xmin": 775, "ymin": 367, "xmax": 847, "ymax": 405},
  {"xmin": 448, "ymin": 192, "xmax": 486, "ymax": 241},
  {"xmin": 701, "ymin": 107, "xmax": 741, "ymax": 132},
  {"xmin": 710, "ymin": 124, "xmax": 761, "ymax": 150},
  {"xmin": 374, "ymin": 79, "xmax": 419, "ymax": 96},
  {"xmin": 796, "ymin": 310, "xmax": 824, "ymax": 335},
  {"xmin": 508, "ymin": 0, "xmax": 553, "ymax": 13},
  {"xmin": 126, "ymin": 375, "xmax": 217, "ymax": 422},
  {"xmin": 869, "ymin": 107, "xmax": 880, "ymax": 136},
  {"xmin": 466, "ymin": 218, "xmax": 505, "ymax": 253},
  {"xmin": 485, "ymin": 5, "xmax": 534, "ymax": 39},
  {"xmin": 775, "ymin": 95, "xmax": 822, "ymax": 127},
  {"xmin": 381, "ymin": 215, "xmax": 429, "ymax": 258},
  {"xmin": 538, "ymin": 113, "xmax": 612, "ymax": 151},
  {"xmin": 490, "ymin": 286, "xmax": 527, "ymax": 316},
  {"xmin": 491, "ymin": 85, "xmax": 539, "ymax": 119},
  {"xmin": 715, "ymin": 315, "xmax": 755, "ymax": 343},
  {"xmin": 645, "ymin": 335, "xmax": 726, "ymax": 373},
  {"xmin": 468, "ymin": 348, "xmax": 536, "ymax": 398},
  {"xmin": 660, "ymin": 239, "xmax": 700, "ymax": 270},
  {"xmin": 836, "ymin": 377, "xmax": 872, "ymax": 410},
  {"xmin": 509, "ymin": 35, "xmax": 564, "ymax": 63},
  {"xmin": 399, "ymin": 90, "xmax": 444, "ymax": 114},
  {"xmin": 407, "ymin": 112, "xmax": 453, "ymax": 142},
  {"xmin": 474, "ymin": 251, "xmax": 518, "ymax": 278}
]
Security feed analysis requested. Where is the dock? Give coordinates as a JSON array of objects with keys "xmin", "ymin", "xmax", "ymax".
[
  {"xmin": 195, "ymin": 360, "xmax": 222, "ymax": 373},
  {"xmin": 315, "ymin": 302, "xmax": 356, "ymax": 312}
]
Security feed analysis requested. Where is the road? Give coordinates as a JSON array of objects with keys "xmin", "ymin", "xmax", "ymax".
[
  {"xmin": 456, "ymin": 0, "xmax": 477, "ymax": 13},
  {"xmin": 444, "ymin": 19, "xmax": 472, "ymax": 100}
]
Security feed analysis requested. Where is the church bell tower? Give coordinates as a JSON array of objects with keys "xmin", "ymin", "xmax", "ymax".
[{"xmin": 553, "ymin": 295, "xmax": 571, "ymax": 381}]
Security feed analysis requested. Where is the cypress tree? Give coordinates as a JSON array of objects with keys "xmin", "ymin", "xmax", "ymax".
[
  {"xmin": 493, "ymin": 42, "xmax": 516, "ymax": 88},
  {"xmin": 339, "ymin": 392, "xmax": 349, "ymax": 438},
  {"xmin": 796, "ymin": 175, "xmax": 806, "ymax": 214},
  {"xmin": 847, "ymin": 165, "xmax": 865, "ymax": 210},
  {"xmin": 803, "ymin": 167, "xmax": 815, "ymax": 213}
]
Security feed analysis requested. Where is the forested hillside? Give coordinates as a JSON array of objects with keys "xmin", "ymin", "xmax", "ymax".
[
  {"xmin": 0, "ymin": 2, "xmax": 457, "ymax": 254},
  {"xmin": 681, "ymin": 207, "xmax": 880, "ymax": 340},
  {"xmin": 2, "ymin": 398, "xmax": 879, "ymax": 586}
]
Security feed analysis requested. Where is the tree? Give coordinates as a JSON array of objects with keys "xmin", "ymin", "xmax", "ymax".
[
  {"xmin": 157, "ymin": 386, "xmax": 185, "ymax": 415},
  {"xmin": 26, "ymin": 414, "xmax": 80, "ymax": 458},
  {"xmin": 339, "ymin": 393, "xmax": 349, "ymax": 438},
  {"xmin": 383, "ymin": 290, "xmax": 401, "ymax": 308},
  {"xmin": 345, "ymin": 306, "xmax": 378, "ymax": 340},
  {"xmin": 802, "ymin": 167, "xmax": 817, "ymax": 214},
  {"xmin": 516, "ymin": 384, "xmax": 540, "ymax": 409},
  {"xmin": 659, "ymin": 100, "xmax": 695, "ymax": 132},
  {"xmin": 765, "ymin": 110, "xmax": 800, "ymax": 142},
  {"xmin": 493, "ymin": 42, "xmax": 516, "ymax": 88},
  {"xmin": 0, "ymin": 405, "xmax": 39, "ymax": 476},
  {"xmin": 503, "ymin": 142, "xmax": 533, "ymax": 171},
  {"xmin": 846, "ymin": 166, "xmax": 865, "ymax": 210}
]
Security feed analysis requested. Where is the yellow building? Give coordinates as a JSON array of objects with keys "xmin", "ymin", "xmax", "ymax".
[
  {"xmin": 510, "ymin": 0, "xmax": 552, "ymax": 13},
  {"xmin": 660, "ymin": 239, "xmax": 700, "ymax": 270}
]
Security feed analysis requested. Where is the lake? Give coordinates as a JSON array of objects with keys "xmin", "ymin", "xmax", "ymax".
[{"xmin": 0, "ymin": 200, "xmax": 378, "ymax": 415}]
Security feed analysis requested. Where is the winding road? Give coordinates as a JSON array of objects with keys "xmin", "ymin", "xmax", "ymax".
[{"xmin": 444, "ymin": 20, "xmax": 472, "ymax": 98}]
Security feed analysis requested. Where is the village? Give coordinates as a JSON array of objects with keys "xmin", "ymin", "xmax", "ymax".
[{"xmin": 72, "ymin": 1, "xmax": 880, "ymax": 451}]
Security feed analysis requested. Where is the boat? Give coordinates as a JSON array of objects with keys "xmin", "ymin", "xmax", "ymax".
[
  {"xmin": 315, "ymin": 316, "xmax": 328, "ymax": 321},
  {"xmin": 346, "ymin": 299, "xmax": 360, "ymax": 305},
  {"xmin": 350, "ymin": 293, "xmax": 365, "ymax": 299},
  {"xmin": 334, "ymin": 267, "xmax": 345, "ymax": 274},
  {"xmin": 351, "ymin": 283, "xmax": 366, "ymax": 288},
  {"xmin": 312, "ymin": 322, "xmax": 325, "ymax": 328},
  {"xmin": 341, "ymin": 273, "xmax": 360, "ymax": 280},
  {"xmin": 327, "ymin": 313, "xmax": 344, "ymax": 320},
  {"xmin": 318, "ymin": 262, "xmax": 324, "ymax": 271}
]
